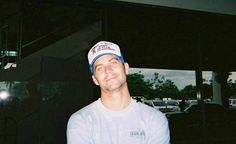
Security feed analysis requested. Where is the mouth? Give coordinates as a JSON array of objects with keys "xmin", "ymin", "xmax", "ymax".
[{"xmin": 105, "ymin": 75, "xmax": 117, "ymax": 82}]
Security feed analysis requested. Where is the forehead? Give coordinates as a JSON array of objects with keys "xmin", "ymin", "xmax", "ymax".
[{"xmin": 93, "ymin": 54, "xmax": 118, "ymax": 65}]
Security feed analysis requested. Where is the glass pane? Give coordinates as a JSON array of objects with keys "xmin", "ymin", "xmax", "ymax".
[{"xmin": 128, "ymin": 68, "xmax": 196, "ymax": 112}]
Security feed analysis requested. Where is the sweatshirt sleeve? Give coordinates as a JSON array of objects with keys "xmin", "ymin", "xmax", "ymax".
[
  {"xmin": 147, "ymin": 111, "xmax": 170, "ymax": 144},
  {"xmin": 67, "ymin": 113, "xmax": 91, "ymax": 144}
]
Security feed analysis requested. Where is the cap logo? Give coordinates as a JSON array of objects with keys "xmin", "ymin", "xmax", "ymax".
[{"xmin": 91, "ymin": 44, "xmax": 115, "ymax": 55}]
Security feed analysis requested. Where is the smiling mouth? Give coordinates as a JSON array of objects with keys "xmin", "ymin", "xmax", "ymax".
[{"xmin": 106, "ymin": 76, "xmax": 116, "ymax": 82}]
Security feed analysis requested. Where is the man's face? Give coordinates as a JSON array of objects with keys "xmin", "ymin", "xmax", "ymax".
[{"xmin": 92, "ymin": 55, "xmax": 129, "ymax": 92}]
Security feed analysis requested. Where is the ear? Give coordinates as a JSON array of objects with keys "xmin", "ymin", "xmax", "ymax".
[
  {"xmin": 92, "ymin": 75, "xmax": 99, "ymax": 86},
  {"xmin": 124, "ymin": 62, "xmax": 129, "ymax": 75}
]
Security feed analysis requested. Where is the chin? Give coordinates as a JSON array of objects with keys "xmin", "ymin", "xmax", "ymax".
[
  {"xmin": 108, "ymin": 82, "xmax": 127, "ymax": 91},
  {"xmin": 107, "ymin": 86, "xmax": 120, "ymax": 91}
]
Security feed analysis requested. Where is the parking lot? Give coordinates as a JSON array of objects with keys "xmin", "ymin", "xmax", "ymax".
[{"xmin": 140, "ymin": 98, "xmax": 236, "ymax": 144}]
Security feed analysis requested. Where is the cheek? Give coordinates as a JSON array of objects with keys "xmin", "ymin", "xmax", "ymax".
[{"xmin": 94, "ymin": 74, "xmax": 105, "ymax": 84}]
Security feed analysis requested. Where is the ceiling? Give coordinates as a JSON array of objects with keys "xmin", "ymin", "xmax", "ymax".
[
  {"xmin": 1, "ymin": 0, "xmax": 236, "ymax": 72},
  {"xmin": 103, "ymin": 1, "xmax": 236, "ymax": 72},
  {"xmin": 114, "ymin": 0, "xmax": 236, "ymax": 16}
]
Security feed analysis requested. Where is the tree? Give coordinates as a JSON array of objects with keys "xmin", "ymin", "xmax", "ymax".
[
  {"xmin": 158, "ymin": 80, "xmax": 180, "ymax": 99},
  {"xmin": 181, "ymin": 84, "xmax": 196, "ymax": 99},
  {"xmin": 127, "ymin": 72, "xmax": 153, "ymax": 98},
  {"xmin": 128, "ymin": 72, "xmax": 180, "ymax": 100}
]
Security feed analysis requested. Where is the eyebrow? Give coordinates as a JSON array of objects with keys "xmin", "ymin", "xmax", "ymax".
[
  {"xmin": 94, "ymin": 57, "xmax": 119, "ymax": 70},
  {"xmin": 109, "ymin": 57, "xmax": 119, "ymax": 62}
]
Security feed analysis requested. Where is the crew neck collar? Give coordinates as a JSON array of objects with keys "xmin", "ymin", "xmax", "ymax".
[{"xmin": 96, "ymin": 98, "xmax": 136, "ymax": 117}]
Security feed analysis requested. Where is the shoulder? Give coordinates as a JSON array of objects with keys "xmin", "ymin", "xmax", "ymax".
[
  {"xmin": 137, "ymin": 101, "xmax": 164, "ymax": 115},
  {"xmin": 135, "ymin": 101, "xmax": 168, "ymax": 122},
  {"xmin": 67, "ymin": 101, "xmax": 97, "ymax": 127}
]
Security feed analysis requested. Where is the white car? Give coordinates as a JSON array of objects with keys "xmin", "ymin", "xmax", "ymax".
[
  {"xmin": 142, "ymin": 100, "xmax": 167, "ymax": 112},
  {"xmin": 165, "ymin": 100, "xmax": 180, "ymax": 112}
]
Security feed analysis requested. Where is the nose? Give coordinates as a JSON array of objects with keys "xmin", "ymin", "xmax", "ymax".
[{"xmin": 105, "ymin": 65, "xmax": 113, "ymax": 73}]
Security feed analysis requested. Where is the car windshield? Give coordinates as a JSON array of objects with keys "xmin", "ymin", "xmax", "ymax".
[{"xmin": 153, "ymin": 101, "xmax": 166, "ymax": 106}]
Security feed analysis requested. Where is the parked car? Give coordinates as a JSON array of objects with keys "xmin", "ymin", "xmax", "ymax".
[
  {"xmin": 152, "ymin": 100, "xmax": 168, "ymax": 112},
  {"xmin": 143, "ymin": 99, "xmax": 181, "ymax": 113},
  {"xmin": 165, "ymin": 100, "xmax": 180, "ymax": 112},
  {"xmin": 186, "ymin": 99, "xmax": 198, "ymax": 106},
  {"xmin": 142, "ymin": 100, "xmax": 154, "ymax": 107},
  {"xmin": 142, "ymin": 99, "xmax": 168, "ymax": 112}
]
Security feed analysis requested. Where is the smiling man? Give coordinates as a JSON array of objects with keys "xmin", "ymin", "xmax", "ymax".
[{"xmin": 67, "ymin": 41, "xmax": 170, "ymax": 144}]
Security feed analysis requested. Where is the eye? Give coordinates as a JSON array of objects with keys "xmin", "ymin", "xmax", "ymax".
[
  {"xmin": 95, "ymin": 66, "xmax": 104, "ymax": 72},
  {"xmin": 111, "ymin": 59, "xmax": 119, "ymax": 64}
]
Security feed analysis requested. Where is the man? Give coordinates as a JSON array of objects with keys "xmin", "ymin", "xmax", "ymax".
[{"xmin": 67, "ymin": 41, "xmax": 170, "ymax": 144}]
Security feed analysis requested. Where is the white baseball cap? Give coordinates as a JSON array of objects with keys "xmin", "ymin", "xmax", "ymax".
[{"xmin": 87, "ymin": 41, "xmax": 124, "ymax": 73}]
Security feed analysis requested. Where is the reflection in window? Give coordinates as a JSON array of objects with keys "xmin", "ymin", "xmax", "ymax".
[
  {"xmin": 202, "ymin": 71, "xmax": 213, "ymax": 102},
  {"xmin": 128, "ymin": 68, "xmax": 196, "ymax": 100}
]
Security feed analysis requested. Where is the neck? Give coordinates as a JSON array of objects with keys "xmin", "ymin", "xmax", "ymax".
[{"xmin": 100, "ymin": 83, "xmax": 131, "ymax": 111}]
